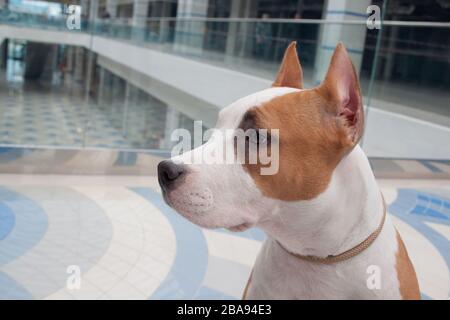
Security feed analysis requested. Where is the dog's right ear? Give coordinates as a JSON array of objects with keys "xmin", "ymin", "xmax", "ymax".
[
  {"xmin": 318, "ymin": 42, "xmax": 364, "ymax": 147},
  {"xmin": 272, "ymin": 41, "xmax": 303, "ymax": 89}
]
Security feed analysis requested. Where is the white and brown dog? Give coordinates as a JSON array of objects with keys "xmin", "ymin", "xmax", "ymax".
[{"xmin": 157, "ymin": 42, "xmax": 420, "ymax": 299}]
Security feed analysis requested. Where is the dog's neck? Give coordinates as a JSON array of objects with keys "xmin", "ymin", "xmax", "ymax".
[{"xmin": 258, "ymin": 146, "xmax": 383, "ymax": 258}]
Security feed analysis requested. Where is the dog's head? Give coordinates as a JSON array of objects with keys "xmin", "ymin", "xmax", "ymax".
[{"xmin": 158, "ymin": 42, "xmax": 364, "ymax": 232}]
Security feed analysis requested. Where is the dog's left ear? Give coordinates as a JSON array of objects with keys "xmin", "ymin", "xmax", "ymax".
[
  {"xmin": 272, "ymin": 41, "xmax": 303, "ymax": 89},
  {"xmin": 319, "ymin": 42, "xmax": 364, "ymax": 146}
]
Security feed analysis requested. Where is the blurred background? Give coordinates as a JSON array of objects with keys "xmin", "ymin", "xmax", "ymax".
[
  {"xmin": 0, "ymin": 0, "xmax": 448, "ymax": 157},
  {"xmin": 0, "ymin": 0, "xmax": 449, "ymax": 300}
]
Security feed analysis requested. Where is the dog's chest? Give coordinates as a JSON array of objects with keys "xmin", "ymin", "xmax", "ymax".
[{"xmin": 246, "ymin": 223, "xmax": 402, "ymax": 299}]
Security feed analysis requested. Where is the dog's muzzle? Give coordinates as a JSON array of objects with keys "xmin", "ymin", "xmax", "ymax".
[{"xmin": 158, "ymin": 160, "xmax": 185, "ymax": 191}]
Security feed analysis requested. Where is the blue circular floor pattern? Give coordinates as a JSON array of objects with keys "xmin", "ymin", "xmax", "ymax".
[
  {"xmin": 0, "ymin": 186, "xmax": 114, "ymax": 300},
  {"xmin": 1, "ymin": 185, "xmax": 448, "ymax": 300},
  {"xmin": 0, "ymin": 187, "xmax": 48, "ymax": 266},
  {"xmin": 0, "ymin": 202, "xmax": 15, "ymax": 241},
  {"xmin": 389, "ymin": 188, "xmax": 450, "ymax": 299},
  {"xmin": 131, "ymin": 187, "xmax": 209, "ymax": 299},
  {"xmin": 0, "ymin": 271, "xmax": 33, "ymax": 300},
  {"xmin": 0, "ymin": 187, "xmax": 49, "ymax": 299},
  {"xmin": 389, "ymin": 189, "xmax": 450, "ymax": 267}
]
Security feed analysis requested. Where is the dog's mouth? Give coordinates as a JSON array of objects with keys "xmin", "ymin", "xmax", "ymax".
[
  {"xmin": 164, "ymin": 192, "xmax": 254, "ymax": 232},
  {"xmin": 227, "ymin": 222, "xmax": 253, "ymax": 232},
  {"xmin": 164, "ymin": 188, "xmax": 214, "ymax": 215}
]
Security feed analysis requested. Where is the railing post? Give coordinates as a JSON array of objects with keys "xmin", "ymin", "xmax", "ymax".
[
  {"xmin": 174, "ymin": 0, "xmax": 208, "ymax": 55},
  {"xmin": 313, "ymin": 0, "xmax": 371, "ymax": 85}
]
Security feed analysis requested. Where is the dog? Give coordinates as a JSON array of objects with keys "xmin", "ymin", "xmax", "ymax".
[{"xmin": 157, "ymin": 42, "xmax": 420, "ymax": 299}]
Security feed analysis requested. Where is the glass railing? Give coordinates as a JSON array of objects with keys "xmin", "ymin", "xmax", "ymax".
[
  {"xmin": 92, "ymin": 18, "xmax": 450, "ymax": 115},
  {"xmin": 366, "ymin": 23, "xmax": 450, "ymax": 124},
  {"xmin": 94, "ymin": 18, "xmax": 323, "ymax": 87},
  {"xmin": 0, "ymin": 9, "xmax": 449, "ymax": 160},
  {"xmin": 0, "ymin": 9, "xmax": 88, "ymax": 31}
]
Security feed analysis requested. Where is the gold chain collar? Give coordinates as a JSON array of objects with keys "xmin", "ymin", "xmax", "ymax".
[{"xmin": 276, "ymin": 193, "xmax": 387, "ymax": 264}]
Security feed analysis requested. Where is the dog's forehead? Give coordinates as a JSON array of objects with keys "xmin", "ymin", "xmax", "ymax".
[{"xmin": 217, "ymin": 87, "xmax": 301, "ymax": 128}]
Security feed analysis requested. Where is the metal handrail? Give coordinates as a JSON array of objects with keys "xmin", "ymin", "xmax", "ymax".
[
  {"xmin": 108, "ymin": 16, "xmax": 450, "ymax": 28},
  {"xmin": 1, "ymin": 8, "xmax": 449, "ymax": 28}
]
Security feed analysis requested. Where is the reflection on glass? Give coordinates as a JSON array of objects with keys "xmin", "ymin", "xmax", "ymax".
[
  {"xmin": 369, "ymin": 25, "xmax": 450, "ymax": 124},
  {"xmin": 0, "ymin": 41, "xmax": 86, "ymax": 147}
]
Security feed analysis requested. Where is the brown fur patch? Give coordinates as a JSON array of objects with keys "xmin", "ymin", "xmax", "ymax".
[
  {"xmin": 272, "ymin": 42, "xmax": 303, "ymax": 89},
  {"xmin": 395, "ymin": 231, "xmax": 420, "ymax": 300},
  {"xmin": 318, "ymin": 43, "xmax": 364, "ymax": 144},
  {"xmin": 240, "ymin": 43, "xmax": 364, "ymax": 201},
  {"xmin": 240, "ymin": 89, "xmax": 352, "ymax": 201}
]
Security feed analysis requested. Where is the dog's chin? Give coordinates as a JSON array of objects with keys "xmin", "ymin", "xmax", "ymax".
[
  {"xmin": 164, "ymin": 188, "xmax": 213, "ymax": 214},
  {"xmin": 187, "ymin": 217, "xmax": 255, "ymax": 232},
  {"xmin": 226, "ymin": 222, "xmax": 253, "ymax": 232},
  {"xmin": 163, "ymin": 191, "xmax": 256, "ymax": 232}
]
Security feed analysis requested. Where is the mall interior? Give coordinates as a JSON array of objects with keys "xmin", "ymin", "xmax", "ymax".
[{"xmin": 0, "ymin": 0, "xmax": 449, "ymax": 300}]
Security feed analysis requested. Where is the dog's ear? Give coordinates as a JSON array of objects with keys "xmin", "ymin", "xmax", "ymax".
[
  {"xmin": 272, "ymin": 41, "xmax": 303, "ymax": 89},
  {"xmin": 319, "ymin": 42, "xmax": 364, "ymax": 146}
]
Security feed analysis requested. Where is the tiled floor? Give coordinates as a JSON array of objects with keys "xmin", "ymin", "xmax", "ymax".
[
  {"xmin": 0, "ymin": 175, "xmax": 449, "ymax": 300},
  {"xmin": 0, "ymin": 63, "xmax": 188, "ymax": 150},
  {"xmin": 0, "ymin": 81, "xmax": 169, "ymax": 149}
]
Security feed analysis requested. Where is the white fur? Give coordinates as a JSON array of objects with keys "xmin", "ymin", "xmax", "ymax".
[
  {"xmin": 166, "ymin": 87, "xmax": 402, "ymax": 299},
  {"xmin": 247, "ymin": 146, "xmax": 402, "ymax": 299}
]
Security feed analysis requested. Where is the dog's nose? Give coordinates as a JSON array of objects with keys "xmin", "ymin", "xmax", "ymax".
[{"xmin": 158, "ymin": 160, "xmax": 185, "ymax": 190}]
